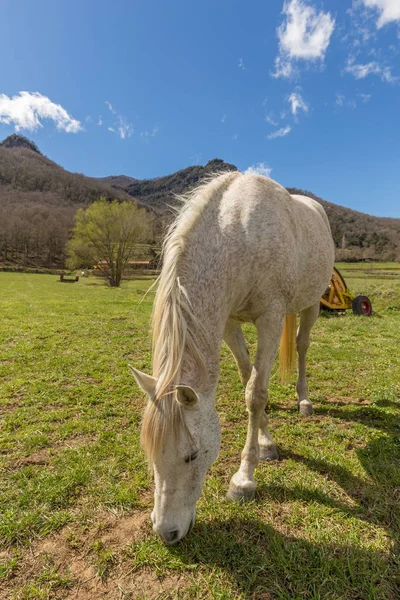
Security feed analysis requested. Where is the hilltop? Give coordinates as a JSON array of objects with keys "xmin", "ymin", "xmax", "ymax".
[
  {"xmin": 0, "ymin": 135, "xmax": 140, "ymax": 268},
  {"xmin": 123, "ymin": 158, "xmax": 237, "ymax": 212},
  {"xmin": 0, "ymin": 135, "xmax": 399, "ymax": 267}
]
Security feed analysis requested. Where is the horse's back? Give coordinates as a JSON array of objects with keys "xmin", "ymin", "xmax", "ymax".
[{"xmin": 218, "ymin": 174, "xmax": 334, "ymax": 318}]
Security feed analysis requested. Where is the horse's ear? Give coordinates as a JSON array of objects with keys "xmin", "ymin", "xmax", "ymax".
[
  {"xmin": 128, "ymin": 365, "xmax": 157, "ymax": 397},
  {"xmin": 176, "ymin": 385, "xmax": 198, "ymax": 409}
]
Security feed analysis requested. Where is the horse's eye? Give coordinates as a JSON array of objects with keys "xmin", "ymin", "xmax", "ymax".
[{"xmin": 185, "ymin": 451, "xmax": 199, "ymax": 463}]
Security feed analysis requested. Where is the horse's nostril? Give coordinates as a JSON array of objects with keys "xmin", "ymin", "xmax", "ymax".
[{"xmin": 162, "ymin": 529, "xmax": 179, "ymax": 544}]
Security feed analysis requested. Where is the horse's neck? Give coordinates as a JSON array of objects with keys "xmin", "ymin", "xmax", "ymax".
[{"xmin": 177, "ymin": 255, "xmax": 228, "ymax": 390}]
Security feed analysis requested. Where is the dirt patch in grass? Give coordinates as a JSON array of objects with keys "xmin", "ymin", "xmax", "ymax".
[
  {"xmin": 6, "ymin": 435, "xmax": 97, "ymax": 470},
  {"xmin": 327, "ymin": 396, "xmax": 371, "ymax": 406},
  {"xmin": 0, "ymin": 510, "xmax": 188, "ymax": 600},
  {"xmin": 64, "ymin": 568, "xmax": 186, "ymax": 600},
  {"xmin": 53, "ymin": 434, "xmax": 97, "ymax": 450},
  {"xmin": 13, "ymin": 449, "xmax": 51, "ymax": 467}
]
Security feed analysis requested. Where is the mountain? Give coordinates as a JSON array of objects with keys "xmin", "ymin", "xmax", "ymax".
[
  {"xmin": 105, "ymin": 160, "xmax": 400, "ymax": 261},
  {"xmin": 0, "ymin": 133, "xmax": 41, "ymax": 154},
  {"xmin": 287, "ymin": 188, "xmax": 400, "ymax": 261},
  {"xmin": 124, "ymin": 158, "xmax": 238, "ymax": 212},
  {"xmin": 0, "ymin": 135, "xmax": 141, "ymax": 268},
  {"xmin": 95, "ymin": 175, "xmax": 140, "ymax": 191},
  {"xmin": 0, "ymin": 135, "xmax": 399, "ymax": 268}
]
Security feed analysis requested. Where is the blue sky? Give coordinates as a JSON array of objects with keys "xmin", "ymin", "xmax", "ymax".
[{"xmin": 1, "ymin": 0, "xmax": 399, "ymax": 217}]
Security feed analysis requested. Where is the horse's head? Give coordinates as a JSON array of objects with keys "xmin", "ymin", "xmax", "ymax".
[{"xmin": 130, "ymin": 367, "xmax": 221, "ymax": 544}]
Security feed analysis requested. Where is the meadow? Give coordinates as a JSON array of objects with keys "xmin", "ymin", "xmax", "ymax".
[{"xmin": 0, "ymin": 264, "xmax": 399, "ymax": 599}]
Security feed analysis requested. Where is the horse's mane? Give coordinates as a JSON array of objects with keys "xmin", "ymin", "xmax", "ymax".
[{"xmin": 141, "ymin": 171, "xmax": 240, "ymax": 462}]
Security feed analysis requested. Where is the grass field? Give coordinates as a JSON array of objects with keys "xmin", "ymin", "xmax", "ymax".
[{"xmin": 0, "ymin": 263, "xmax": 399, "ymax": 599}]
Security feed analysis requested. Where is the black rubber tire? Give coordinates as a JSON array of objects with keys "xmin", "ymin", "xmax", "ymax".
[{"xmin": 352, "ymin": 295, "xmax": 372, "ymax": 316}]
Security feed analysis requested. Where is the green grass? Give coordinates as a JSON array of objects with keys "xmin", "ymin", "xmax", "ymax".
[{"xmin": 0, "ymin": 267, "xmax": 399, "ymax": 599}]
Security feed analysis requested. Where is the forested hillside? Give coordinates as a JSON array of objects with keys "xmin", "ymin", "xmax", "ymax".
[
  {"xmin": 124, "ymin": 158, "xmax": 237, "ymax": 212},
  {"xmin": 288, "ymin": 188, "xmax": 400, "ymax": 262},
  {"xmin": 0, "ymin": 135, "xmax": 399, "ymax": 268},
  {"xmin": 0, "ymin": 136, "xmax": 139, "ymax": 268}
]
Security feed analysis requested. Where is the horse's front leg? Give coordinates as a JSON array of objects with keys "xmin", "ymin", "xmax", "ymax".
[
  {"xmin": 223, "ymin": 320, "xmax": 252, "ymax": 386},
  {"xmin": 227, "ymin": 311, "xmax": 284, "ymax": 501}
]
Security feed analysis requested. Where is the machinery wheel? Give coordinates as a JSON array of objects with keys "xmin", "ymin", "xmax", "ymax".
[{"xmin": 352, "ymin": 295, "xmax": 372, "ymax": 316}]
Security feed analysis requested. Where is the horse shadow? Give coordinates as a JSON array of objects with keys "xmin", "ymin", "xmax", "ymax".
[{"xmin": 170, "ymin": 414, "xmax": 400, "ymax": 598}]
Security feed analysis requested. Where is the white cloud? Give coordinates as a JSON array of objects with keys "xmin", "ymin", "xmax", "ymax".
[
  {"xmin": 105, "ymin": 101, "xmax": 116, "ymax": 114},
  {"xmin": 362, "ymin": 0, "xmax": 400, "ymax": 28},
  {"xmin": 98, "ymin": 116, "xmax": 103, "ymax": 126},
  {"xmin": 336, "ymin": 92, "xmax": 345, "ymax": 106},
  {"xmin": 265, "ymin": 114, "xmax": 278, "ymax": 126},
  {"xmin": 0, "ymin": 91, "xmax": 82, "ymax": 133},
  {"xmin": 238, "ymin": 58, "xmax": 245, "ymax": 70},
  {"xmin": 288, "ymin": 91, "xmax": 308, "ymax": 115},
  {"xmin": 272, "ymin": 0, "xmax": 335, "ymax": 78},
  {"xmin": 273, "ymin": 56, "xmax": 295, "ymax": 78},
  {"xmin": 221, "ymin": 113, "xmax": 227, "ymax": 123},
  {"xmin": 105, "ymin": 101, "xmax": 134, "ymax": 139},
  {"xmin": 232, "ymin": 133, "xmax": 239, "ymax": 140},
  {"xmin": 140, "ymin": 126, "xmax": 159, "ymax": 138},
  {"xmin": 268, "ymin": 125, "xmax": 292, "ymax": 139},
  {"xmin": 344, "ymin": 57, "xmax": 398, "ymax": 81},
  {"xmin": 335, "ymin": 92, "xmax": 366, "ymax": 109},
  {"xmin": 245, "ymin": 162, "xmax": 272, "ymax": 177},
  {"xmin": 116, "ymin": 116, "xmax": 134, "ymax": 139}
]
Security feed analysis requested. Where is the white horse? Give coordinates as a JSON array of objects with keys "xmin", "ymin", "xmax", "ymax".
[{"xmin": 131, "ymin": 172, "xmax": 334, "ymax": 544}]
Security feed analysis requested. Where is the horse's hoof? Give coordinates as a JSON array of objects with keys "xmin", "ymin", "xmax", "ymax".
[
  {"xmin": 298, "ymin": 400, "xmax": 313, "ymax": 416},
  {"xmin": 259, "ymin": 445, "xmax": 279, "ymax": 461},
  {"xmin": 226, "ymin": 485, "xmax": 255, "ymax": 503}
]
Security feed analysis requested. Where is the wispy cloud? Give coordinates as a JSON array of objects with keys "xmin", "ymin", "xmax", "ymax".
[
  {"xmin": 105, "ymin": 101, "xmax": 116, "ymax": 114},
  {"xmin": 272, "ymin": 0, "xmax": 335, "ymax": 78},
  {"xmin": 335, "ymin": 92, "xmax": 357, "ymax": 109},
  {"xmin": 344, "ymin": 57, "xmax": 398, "ymax": 81},
  {"xmin": 97, "ymin": 116, "xmax": 103, "ymax": 126},
  {"xmin": 265, "ymin": 114, "xmax": 278, "ymax": 126},
  {"xmin": 221, "ymin": 113, "xmax": 227, "ymax": 123},
  {"xmin": 245, "ymin": 162, "xmax": 272, "ymax": 177},
  {"xmin": 268, "ymin": 125, "xmax": 292, "ymax": 140},
  {"xmin": 0, "ymin": 91, "xmax": 82, "ymax": 133},
  {"xmin": 336, "ymin": 92, "xmax": 346, "ymax": 106},
  {"xmin": 238, "ymin": 57, "xmax": 245, "ymax": 70},
  {"xmin": 362, "ymin": 0, "xmax": 400, "ymax": 29},
  {"xmin": 105, "ymin": 101, "xmax": 134, "ymax": 139},
  {"xmin": 140, "ymin": 126, "xmax": 159, "ymax": 138},
  {"xmin": 190, "ymin": 153, "xmax": 202, "ymax": 165},
  {"xmin": 288, "ymin": 91, "xmax": 308, "ymax": 115},
  {"xmin": 116, "ymin": 116, "xmax": 134, "ymax": 139},
  {"xmin": 232, "ymin": 133, "xmax": 239, "ymax": 140},
  {"xmin": 344, "ymin": 3, "xmax": 376, "ymax": 49},
  {"xmin": 358, "ymin": 92, "xmax": 372, "ymax": 102}
]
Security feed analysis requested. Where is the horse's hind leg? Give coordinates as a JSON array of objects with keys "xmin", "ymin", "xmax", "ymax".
[
  {"xmin": 297, "ymin": 302, "xmax": 320, "ymax": 416},
  {"xmin": 227, "ymin": 310, "xmax": 284, "ymax": 502}
]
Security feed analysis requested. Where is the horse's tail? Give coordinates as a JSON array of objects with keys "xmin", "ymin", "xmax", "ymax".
[{"xmin": 279, "ymin": 314, "xmax": 297, "ymax": 383}]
